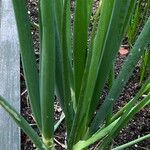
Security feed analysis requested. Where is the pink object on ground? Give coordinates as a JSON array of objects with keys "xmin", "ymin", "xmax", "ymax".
[{"xmin": 119, "ymin": 47, "xmax": 129, "ymax": 55}]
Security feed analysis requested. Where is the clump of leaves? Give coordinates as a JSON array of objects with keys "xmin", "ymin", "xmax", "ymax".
[
  {"xmin": 127, "ymin": 0, "xmax": 150, "ymax": 84},
  {"xmin": 0, "ymin": 0, "xmax": 150, "ymax": 150}
]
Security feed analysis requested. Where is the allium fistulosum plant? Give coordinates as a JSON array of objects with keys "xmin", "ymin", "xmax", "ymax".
[
  {"xmin": 127, "ymin": 0, "xmax": 150, "ymax": 45},
  {"xmin": 0, "ymin": 0, "xmax": 150, "ymax": 149},
  {"xmin": 127, "ymin": 0, "xmax": 150, "ymax": 84}
]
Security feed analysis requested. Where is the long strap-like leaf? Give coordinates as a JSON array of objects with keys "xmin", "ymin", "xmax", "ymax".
[
  {"xmin": 73, "ymin": 0, "xmax": 88, "ymax": 103},
  {"xmin": 61, "ymin": 0, "xmax": 74, "ymax": 135},
  {"xmin": 40, "ymin": 0, "xmax": 55, "ymax": 148},
  {"xmin": 112, "ymin": 133, "xmax": 150, "ymax": 150},
  {"xmin": 110, "ymin": 77, "xmax": 150, "ymax": 123},
  {"xmin": 12, "ymin": 0, "xmax": 41, "ymax": 129},
  {"xmin": 73, "ymin": 119, "xmax": 119, "ymax": 150},
  {"xmin": 71, "ymin": 0, "xmax": 132, "ymax": 144},
  {"xmin": 99, "ymin": 82, "xmax": 150, "ymax": 148},
  {"xmin": 88, "ymin": 0, "xmax": 135, "ymax": 124},
  {"xmin": 54, "ymin": 0, "xmax": 64, "ymax": 108},
  {"xmin": 0, "ymin": 96, "xmax": 46, "ymax": 150},
  {"xmin": 109, "ymin": 94, "xmax": 150, "ymax": 150},
  {"xmin": 91, "ymin": 16, "xmax": 150, "ymax": 133},
  {"xmin": 69, "ymin": 0, "xmax": 115, "ymax": 147},
  {"xmin": 74, "ymin": 91, "xmax": 150, "ymax": 150}
]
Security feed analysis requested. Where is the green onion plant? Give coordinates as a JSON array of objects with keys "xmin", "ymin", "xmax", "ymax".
[
  {"xmin": 127, "ymin": 0, "xmax": 150, "ymax": 45},
  {"xmin": 127, "ymin": 0, "xmax": 150, "ymax": 84},
  {"xmin": 0, "ymin": 0, "xmax": 150, "ymax": 149}
]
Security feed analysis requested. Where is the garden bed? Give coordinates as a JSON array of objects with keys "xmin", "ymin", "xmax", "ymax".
[{"xmin": 20, "ymin": 0, "xmax": 150, "ymax": 149}]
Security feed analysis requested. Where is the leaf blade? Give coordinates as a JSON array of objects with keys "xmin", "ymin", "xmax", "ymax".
[
  {"xmin": 40, "ymin": 0, "xmax": 55, "ymax": 147},
  {"xmin": 91, "ymin": 16, "xmax": 150, "ymax": 133},
  {"xmin": 12, "ymin": 0, "xmax": 41, "ymax": 129},
  {"xmin": 0, "ymin": 96, "xmax": 46, "ymax": 150}
]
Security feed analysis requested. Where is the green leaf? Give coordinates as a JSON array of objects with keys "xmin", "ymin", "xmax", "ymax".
[
  {"xmin": 73, "ymin": 119, "xmax": 119, "ymax": 150},
  {"xmin": 90, "ymin": 0, "xmax": 102, "ymax": 47},
  {"xmin": 110, "ymin": 93, "xmax": 150, "ymax": 149},
  {"xmin": 40, "ymin": 0, "xmax": 55, "ymax": 147},
  {"xmin": 54, "ymin": 113, "xmax": 65, "ymax": 132},
  {"xmin": 69, "ymin": 0, "xmax": 115, "ymax": 146},
  {"xmin": 73, "ymin": 0, "xmax": 88, "ymax": 102},
  {"xmin": 112, "ymin": 134, "xmax": 150, "ymax": 150},
  {"xmin": 87, "ymin": 0, "xmax": 94, "ymax": 21},
  {"xmin": 91, "ymin": 16, "xmax": 150, "ymax": 133},
  {"xmin": 140, "ymin": 47, "xmax": 150, "ymax": 84},
  {"xmin": 63, "ymin": 0, "xmax": 75, "ymax": 108},
  {"xmin": 0, "ymin": 96, "xmax": 46, "ymax": 150},
  {"xmin": 54, "ymin": 0, "xmax": 63, "ymax": 37},
  {"xmin": 61, "ymin": 0, "xmax": 74, "ymax": 135},
  {"xmin": 12, "ymin": 0, "xmax": 41, "ymax": 129},
  {"xmin": 55, "ymin": 0, "xmax": 64, "ymax": 109},
  {"xmin": 128, "ymin": 0, "xmax": 150, "ymax": 45},
  {"xmin": 99, "ymin": 79, "xmax": 150, "ymax": 149},
  {"xmin": 89, "ymin": 0, "xmax": 134, "ymax": 125},
  {"xmin": 110, "ymin": 77, "xmax": 150, "ymax": 123}
]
